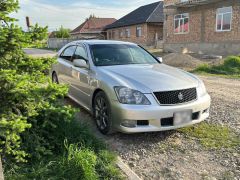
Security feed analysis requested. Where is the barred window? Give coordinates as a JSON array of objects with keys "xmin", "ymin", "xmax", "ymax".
[
  {"xmin": 136, "ymin": 26, "xmax": 142, "ymax": 37},
  {"xmin": 125, "ymin": 28, "xmax": 130, "ymax": 38}
]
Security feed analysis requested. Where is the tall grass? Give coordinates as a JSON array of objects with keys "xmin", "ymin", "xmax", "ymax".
[
  {"xmin": 4, "ymin": 118, "xmax": 122, "ymax": 180},
  {"xmin": 194, "ymin": 56, "xmax": 240, "ymax": 77}
]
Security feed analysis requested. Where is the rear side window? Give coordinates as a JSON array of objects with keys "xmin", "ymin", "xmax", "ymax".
[{"xmin": 60, "ymin": 46, "xmax": 76, "ymax": 61}]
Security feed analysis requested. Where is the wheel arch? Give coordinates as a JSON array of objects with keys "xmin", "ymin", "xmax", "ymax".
[{"xmin": 92, "ymin": 88, "xmax": 104, "ymax": 110}]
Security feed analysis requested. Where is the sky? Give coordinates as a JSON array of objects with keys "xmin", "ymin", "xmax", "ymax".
[{"xmin": 12, "ymin": 0, "xmax": 161, "ymax": 31}]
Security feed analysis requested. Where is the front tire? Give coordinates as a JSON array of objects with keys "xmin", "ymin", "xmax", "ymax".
[{"xmin": 93, "ymin": 91, "xmax": 113, "ymax": 135}]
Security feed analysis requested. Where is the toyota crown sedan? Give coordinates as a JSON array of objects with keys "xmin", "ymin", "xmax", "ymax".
[{"xmin": 51, "ymin": 40, "xmax": 211, "ymax": 134}]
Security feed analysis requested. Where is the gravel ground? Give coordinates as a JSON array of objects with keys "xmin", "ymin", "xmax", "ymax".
[
  {"xmin": 67, "ymin": 75, "xmax": 240, "ymax": 180},
  {"xmin": 26, "ymin": 48, "xmax": 239, "ymax": 179}
]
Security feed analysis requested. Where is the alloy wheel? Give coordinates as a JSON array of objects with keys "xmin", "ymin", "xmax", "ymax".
[{"xmin": 94, "ymin": 92, "xmax": 112, "ymax": 134}]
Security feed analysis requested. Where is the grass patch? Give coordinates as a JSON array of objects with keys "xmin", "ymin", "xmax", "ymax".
[
  {"xmin": 4, "ymin": 118, "xmax": 123, "ymax": 180},
  {"xmin": 179, "ymin": 122, "xmax": 240, "ymax": 149},
  {"xmin": 193, "ymin": 56, "xmax": 240, "ymax": 78}
]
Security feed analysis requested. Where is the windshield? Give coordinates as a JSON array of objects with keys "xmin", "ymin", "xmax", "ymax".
[{"xmin": 90, "ymin": 44, "xmax": 159, "ymax": 66}]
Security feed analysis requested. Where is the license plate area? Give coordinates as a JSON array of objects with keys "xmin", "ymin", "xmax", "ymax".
[{"xmin": 174, "ymin": 110, "xmax": 192, "ymax": 126}]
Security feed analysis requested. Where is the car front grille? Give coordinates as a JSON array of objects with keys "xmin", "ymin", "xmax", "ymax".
[{"xmin": 154, "ymin": 88, "xmax": 197, "ymax": 105}]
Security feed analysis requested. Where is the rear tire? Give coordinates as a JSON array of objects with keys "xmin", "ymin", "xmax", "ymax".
[
  {"xmin": 52, "ymin": 72, "xmax": 59, "ymax": 84},
  {"xmin": 93, "ymin": 91, "xmax": 114, "ymax": 135}
]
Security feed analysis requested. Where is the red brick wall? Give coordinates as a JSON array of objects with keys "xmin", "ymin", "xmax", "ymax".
[
  {"xmin": 106, "ymin": 23, "xmax": 163, "ymax": 46},
  {"xmin": 204, "ymin": 4, "xmax": 240, "ymax": 42},
  {"xmin": 164, "ymin": 0, "xmax": 240, "ymax": 43},
  {"xmin": 165, "ymin": 10, "xmax": 202, "ymax": 43}
]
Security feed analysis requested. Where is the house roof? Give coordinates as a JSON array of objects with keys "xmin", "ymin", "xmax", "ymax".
[
  {"xmin": 105, "ymin": 1, "xmax": 164, "ymax": 29},
  {"xmin": 48, "ymin": 31, "xmax": 57, "ymax": 38},
  {"xmin": 70, "ymin": 17, "xmax": 116, "ymax": 34}
]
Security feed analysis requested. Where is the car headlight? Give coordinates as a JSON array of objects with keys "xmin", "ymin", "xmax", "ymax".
[
  {"xmin": 114, "ymin": 86, "xmax": 151, "ymax": 105},
  {"xmin": 197, "ymin": 80, "xmax": 207, "ymax": 97}
]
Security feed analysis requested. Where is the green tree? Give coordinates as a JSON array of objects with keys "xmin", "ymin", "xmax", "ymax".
[
  {"xmin": 0, "ymin": 0, "xmax": 73, "ymax": 162},
  {"xmin": 28, "ymin": 23, "xmax": 48, "ymax": 42},
  {"xmin": 55, "ymin": 25, "xmax": 70, "ymax": 38}
]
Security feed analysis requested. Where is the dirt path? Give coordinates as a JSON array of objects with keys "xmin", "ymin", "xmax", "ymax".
[
  {"xmin": 67, "ymin": 75, "xmax": 240, "ymax": 180},
  {"xmin": 24, "ymin": 48, "xmax": 57, "ymax": 58}
]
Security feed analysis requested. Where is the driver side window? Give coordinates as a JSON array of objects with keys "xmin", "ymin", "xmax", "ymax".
[
  {"xmin": 74, "ymin": 46, "xmax": 88, "ymax": 61},
  {"xmin": 60, "ymin": 45, "xmax": 76, "ymax": 61}
]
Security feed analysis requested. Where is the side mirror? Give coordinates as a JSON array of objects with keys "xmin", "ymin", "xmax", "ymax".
[
  {"xmin": 157, "ymin": 57, "xmax": 163, "ymax": 63},
  {"xmin": 73, "ymin": 59, "xmax": 89, "ymax": 69}
]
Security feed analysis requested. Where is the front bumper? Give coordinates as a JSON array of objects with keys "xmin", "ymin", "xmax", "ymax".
[{"xmin": 110, "ymin": 93, "xmax": 211, "ymax": 133}]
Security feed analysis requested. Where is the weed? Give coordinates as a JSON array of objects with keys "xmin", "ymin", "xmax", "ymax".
[
  {"xmin": 179, "ymin": 122, "xmax": 240, "ymax": 149},
  {"xmin": 193, "ymin": 56, "xmax": 240, "ymax": 78}
]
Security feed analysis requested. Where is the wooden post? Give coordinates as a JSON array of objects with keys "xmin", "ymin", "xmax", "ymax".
[{"xmin": 0, "ymin": 157, "xmax": 4, "ymax": 180}]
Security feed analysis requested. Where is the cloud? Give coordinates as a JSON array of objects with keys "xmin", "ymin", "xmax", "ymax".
[{"xmin": 12, "ymin": 0, "xmax": 161, "ymax": 31}]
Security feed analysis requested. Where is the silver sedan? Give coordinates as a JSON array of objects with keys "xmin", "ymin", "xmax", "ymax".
[{"xmin": 51, "ymin": 40, "xmax": 211, "ymax": 134}]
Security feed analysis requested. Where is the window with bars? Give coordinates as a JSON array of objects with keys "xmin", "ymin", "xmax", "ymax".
[
  {"xmin": 125, "ymin": 28, "xmax": 130, "ymax": 38},
  {"xmin": 119, "ymin": 30, "xmax": 124, "ymax": 38},
  {"xmin": 136, "ymin": 26, "xmax": 142, "ymax": 37},
  {"xmin": 174, "ymin": 13, "xmax": 189, "ymax": 34},
  {"xmin": 216, "ymin": 7, "xmax": 232, "ymax": 32}
]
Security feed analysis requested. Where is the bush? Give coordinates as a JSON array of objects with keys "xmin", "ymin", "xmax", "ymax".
[
  {"xmin": 4, "ymin": 121, "xmax": 122, "ymax": 180},
  {"xmin": 194, "ymin": 56, "xmax": 240, "ymax": 76},
  {"xmin": 1, "ymin": 2, "xmax": 121, "ymax": 179}
]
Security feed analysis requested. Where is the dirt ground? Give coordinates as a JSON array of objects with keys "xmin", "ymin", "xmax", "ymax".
[
  {"xmin": 161, "ymin": 53, "xmax": 223, "ymax": 71},
  {"xmin": 67, "ymin": 75, "xmax": 240, "ymax": 180}
]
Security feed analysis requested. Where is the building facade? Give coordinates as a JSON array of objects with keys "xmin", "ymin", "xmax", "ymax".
[
  {"xmin": 105, "ymin": 1, "xmax": 164, "ymax": 47},
  {"xmin": 107, "ymin": 23, "xmax": 163, "ymax": 46},
  {"xmin": 70, "ymin": 17, "xmax": 116, "ymax": 40},
  {"xmin": 164, "ymin": 0, "xmax": 240, "ymax": 55}
]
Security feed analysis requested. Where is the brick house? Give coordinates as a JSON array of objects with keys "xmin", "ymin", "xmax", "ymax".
[
  {"xmin": 164, "ymin": 0, "xmax": 240, "ymax": 55},
  {"xmin": 70, "ymin": 17, "xmax": 116, "ymax": 39},
  {"xmin": 105, "ymin": 1, "xmax": 164, "ymax": 47}
]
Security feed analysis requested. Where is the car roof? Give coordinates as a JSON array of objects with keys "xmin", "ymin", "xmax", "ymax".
[
  {"xmin": 58, "ymin": 40, "xmax": 138, "ymax": 56},
  {"xmin": 72, "ymin": 40, "xmax": 137, "ymax": 46}
]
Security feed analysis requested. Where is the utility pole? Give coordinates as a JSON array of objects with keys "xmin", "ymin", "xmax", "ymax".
[{"xmin": 26, "ymin": 16, "xmax": 30, "ymax": 31}]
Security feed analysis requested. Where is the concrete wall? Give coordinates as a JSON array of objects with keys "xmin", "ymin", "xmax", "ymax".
[
  {"xmin": 164, "ymin": 42, "xmax": 240, "ymax": 56},
  {"xmin": 47, "ymin": 38, "xmax": 76, "ymax": 49},
  {"xmin": 70, "ymin": 33, "xmax": 106, "ymax": 40}
]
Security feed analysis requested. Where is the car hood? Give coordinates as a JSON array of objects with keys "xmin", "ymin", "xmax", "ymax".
[{"xmin": 98, "ymin": 64, "xmax": 199, "ymax": 93}]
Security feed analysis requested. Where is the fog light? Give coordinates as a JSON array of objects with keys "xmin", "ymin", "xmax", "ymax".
[{"xmin": 121, "ymin": 120, "xmax": 137, "ymax": 128}]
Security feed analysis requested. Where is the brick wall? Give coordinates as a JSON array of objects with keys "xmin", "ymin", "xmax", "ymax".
[
  {"xmin": 106, "ymin": 23, "xmax": 163, "ymax": 46},
  {"xmin": 204, "ymin": 3, "xmax": 240, "ymax": 42},
  {"xmin": 164, "ymin": 0, "xmax": 240, "ymax": 44}
]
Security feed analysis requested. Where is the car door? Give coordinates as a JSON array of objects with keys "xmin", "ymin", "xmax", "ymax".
[
  {"xmin": 70, "ymin": 45, "xmax": 92, "ymax": 109},
  {"xmin": 57, "ymin": 45, "xmax": 76, "ymax": 84}
]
